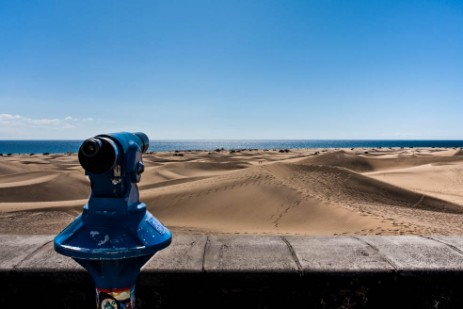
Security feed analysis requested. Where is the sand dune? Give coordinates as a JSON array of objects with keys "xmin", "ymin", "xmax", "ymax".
[
  {"xmin": 144, "ymin": 161, "xmax": 250, "ymax": 181},
  {"xmin": 366, "ymin": 161, "xmax": 463, "ymax": 206},
  {"xmin": 297, "ymin": 151, "xmax": 375, "ymax": 172},
  {"xmin": 1, "ymin": 148, "xmax": 462, "ymax": 236},
  {"xmin": 265, "ymin": 163, "xmax": 462, "ymax": 213},
  {"xmin": 0, "ymin": 160, "xmax": 32, "ymax": 175},
  {"xmin": 145, "ymin": 174, "xmax": 385, "ymax": 235},
  {"xmin": 296, "ymin": 149, "xmax": 463, "ymax": 173}
]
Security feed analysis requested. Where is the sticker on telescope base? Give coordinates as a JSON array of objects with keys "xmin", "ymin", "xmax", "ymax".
[
  {"xmin": 97, "ymin": 286, "xmax": 135, "ymax": 309},
  {"xmin": 147, "ymin": 216, "xmax": 167, "ymax": 235}
]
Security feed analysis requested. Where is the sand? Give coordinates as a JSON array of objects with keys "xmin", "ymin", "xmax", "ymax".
[{"xmin": 0, "ymin": 147, "xmax": 462, "ymax": 236}]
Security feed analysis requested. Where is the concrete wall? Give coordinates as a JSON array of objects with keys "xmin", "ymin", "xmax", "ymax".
[{"xmin": 1, "ymin": 234, "xmax": 463, "ymax": 308}]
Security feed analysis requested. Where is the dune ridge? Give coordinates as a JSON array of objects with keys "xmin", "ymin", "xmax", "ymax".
[{"xmin": 1, "ymin": 148, "xmax": 462, "ymax": 235}]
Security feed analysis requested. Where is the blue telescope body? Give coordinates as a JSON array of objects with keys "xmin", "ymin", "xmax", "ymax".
[{"xmin": 54, "ymin": 132, "xmax": 171, "ymax": 293}]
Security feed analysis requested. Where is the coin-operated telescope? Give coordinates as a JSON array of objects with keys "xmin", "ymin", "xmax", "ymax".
[{"xmin": 54, "ymin": 132, "xmax": 171, "ymax": 308}]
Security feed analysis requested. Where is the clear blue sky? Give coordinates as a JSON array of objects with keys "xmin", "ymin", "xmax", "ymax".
[{"xmin": 1, "ymin": 0, "xmax": 462, "ymax": 140}]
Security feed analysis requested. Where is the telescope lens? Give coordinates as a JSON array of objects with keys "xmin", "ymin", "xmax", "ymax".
[
  {"xmin": 81, "ymin": 138, "xmax": 102, "ymax": 158},
  {"xmin": 134, "ymin": 132, "xmax": 149, "ymax": 153}
]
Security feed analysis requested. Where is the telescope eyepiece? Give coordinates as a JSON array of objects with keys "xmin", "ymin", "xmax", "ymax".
[
  {"xmin": 78, "ymin": 137, "xmax": 118, "ymax": 174},
  {"xmin": 81, "ymin": 138, "xmax": 102, "ymax": 158},
  {"xmin": 78, "ymin": 132, "xmax": 149, "ymax": 175}
]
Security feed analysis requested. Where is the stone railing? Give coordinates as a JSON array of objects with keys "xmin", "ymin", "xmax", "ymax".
[{"xmin": 1, "ymin": 234, "xmax": 463, "ymax": 308}]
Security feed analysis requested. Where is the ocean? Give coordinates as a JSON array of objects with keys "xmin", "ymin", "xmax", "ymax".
[{"xmin": 0, "ymin": 140, "xmax": 463, "ymax": 155}]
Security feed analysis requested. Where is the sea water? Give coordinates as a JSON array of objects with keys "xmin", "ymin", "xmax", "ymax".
[{"xmin": 0, "ymin": 140, "xmax": 463, "ymax": 155}]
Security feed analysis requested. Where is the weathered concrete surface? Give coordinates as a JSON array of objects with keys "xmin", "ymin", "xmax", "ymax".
[
  {"xmin": 142, "ymin": 234, "xmax": 207, "ymax": 273},
  {"xmin": 15, "ymin": 240, "xmax": 83, "ymax": 271},
  {"xmin": 2, "ymin": 234, "xmax": 463, "ymax": 308},
  {"xmin": 286, "ymin": 236, "xmax": 394, "ymax": 272},
  {"xmin": 204, "ymin": 235, "xmax": 299, "ymax": 272},
  {"xmin": 431, "ymin": 235, "xmax": 463, "ymax": 254},
  {"xmin": 361, "ymin": 236, "xmax": 463, "ymax": 271},
  {"xmin": 0, "ymin": 234, "xmax": 53, "ymax": 270}
]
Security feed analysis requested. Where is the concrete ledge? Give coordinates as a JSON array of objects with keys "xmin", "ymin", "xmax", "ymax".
[{"xmin": 2, "ymin": 234, "xmax": 463, "ymax": 308}]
